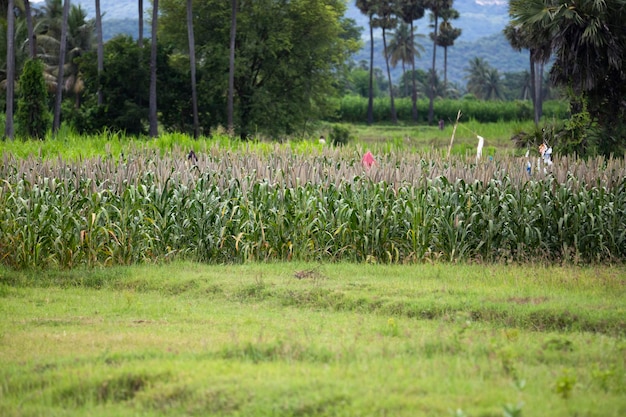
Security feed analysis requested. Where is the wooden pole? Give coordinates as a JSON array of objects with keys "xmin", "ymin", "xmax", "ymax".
[{"xmin": 447, "ymin": 110, "xmax": 462, "ymax": 158}]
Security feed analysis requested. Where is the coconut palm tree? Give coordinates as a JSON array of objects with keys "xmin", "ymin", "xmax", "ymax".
[
  {"xmin": 373, "ymin": 0, "xmax": 399, "ymax": 124},
  {"xmin": 424, "ymin": 0, "xmax": 452, "ymax": 124},
  {"xmin": 138, "ymin": 0, "xmax": 143, "ymax": 47},
  {"xmin": 52, "ymin": 0, "xmax": 69, "ymax": 134},
  {"xmin": 149, "ymin": 0, "xmax": 158, "ymax": 137},
  {"xmin": 503, "ymin": 23, "xmax": 550, "ymax": 126},
  {"xmin": 399, "ymin": 0, "xmax": 425, "ymax": 121},
  {"xmin": 388, "ymin": 22, "xmax": 424, "ymax": 97},
  {"xmin": 482, "ymin": 67, "xmax": 503, "ymax": 100},
  {"xmin": 5, "ymin": 0, "xmax": 15, "ymax": 139},
  {"xmin": 510, "ymin": 0, "xmax": 626, "ymax": 156},
  {"xmin": 95, "ymin": 0, "xmax": 103, "ymax": 105},
  {"xmin": 187, "ymin": 0, "xmax": 199, "ymax": 138},
  {"xmin": 355, "ymin": 0, "xmax": 376, "ymax": 125},
  {"xmin": 23, "ymin": 0, "xmax": 35, "ymax": 58},
  {"xmin": 464, "ymin": 56, "xmax": 490, "ymax": 99},
  {"xmin": 227, "ymin": 0, "xmax": 236, "ymax": 133}
]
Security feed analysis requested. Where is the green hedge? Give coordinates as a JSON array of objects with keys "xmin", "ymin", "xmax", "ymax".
[{"xmin": 334, "ymin": 96, "xmax": 569, "ymax": 124}]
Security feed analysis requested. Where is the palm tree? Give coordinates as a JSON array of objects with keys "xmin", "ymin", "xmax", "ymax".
[
  {"xmin": 388, "ymin": 22, "xmax": 424, "ymax": 97},
  {"xmin": 227, "ymin": 0, "xmax": 236, "ymax": 133},
  {"xmin": 373, "ymin": 0, "xmax": 399, "ymax": 124},
  {"xmin": 482, "ymin": 67, "xmax": 503, "ymax": 100},
  {"xmin": 355, "ymin": 0, "xmax": 376, "ymax": 125},
  {"xmin": 138, "ymin": 0, "xmax": 143, "ymax": 47},
  {"xmin": 434, "ymin": 7, "xmax": 460, "ymax": 86},
  {"xmin": 149, "ymin": 0, "xmax": 158, "ymax": 137},
  {"xmin": 424, "ymin": 0, "xmax": 452, "ymax": 124},
  {"xmin": 420, "ymin": 69, "xmax": 455, "ymax": 100},
  {"xmin": 23, "ymin": 0, "xmax": 35, "ymax": 58},
  {"xmin": 187, "ymin": 0, "xmax": 199, "ymax": 138},
  {"xmin": 5, "ymin": 0, "xmax": 15, "ymax": 139},
  {"xmin": 464, "ymin": 56, "xmax": 490, "ymax": 99},
  {"xmin": 52, "ymin": 0, "xmax": 69, "ymax": 134},
  {"xmin": 399, "ymin": 0, "xmax": 425, "ymax": 121},
  {"xmin": 95, "ymin": 0, "xmax": 103, "ymax": 105},
  {"xmin": 65, "ymin": 5, "xmax": 94, "ymax": 108},
  {"xmin": 503, "ymin": 22, "xmax": 550, "ymax": 126}
]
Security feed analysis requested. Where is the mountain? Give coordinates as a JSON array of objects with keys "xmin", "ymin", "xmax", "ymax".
[
  {"xmin": 347, "ymin": 1, "xmax": 529, "ymax": 86},
  {"xmin": 31, "ymin": 0, "xmax": 526, "ymax": 86},
  {"xmin": 346, "ymin": 0, "xmax": 509, "ymax": 42}
]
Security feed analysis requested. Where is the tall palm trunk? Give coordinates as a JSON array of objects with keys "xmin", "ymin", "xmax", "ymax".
[
  {"xmin": 5, "ymin": 0, "xmax": 15, "ymax": 139},
  {"xmin": 382, "ymin": 27, "xmax": 397, "ymax": 124},
  {"xmin": 427, "ymin": 13, "xmax": 438, "ymax": 125},
  {"xmin": 366, "ymin": 14, "xmax": 374, "ymax": 125},
  {"xmin": 227, "ymin": 0, "xmax": 237, "ymax": 133},
  {"xmin": 410, "ymin": 20, "xmax": 418, "ymax": 122},
  {"xmin": 187, "ymin": 0, "xmax": 199, "ymax": 138},
  {"xmin": 149, "ymin": 0, "xmax": 158, "ymax": 137},
  {"xmin": 53, "ymin": 0, "xmax": 70, "ymax": 134},
  {"xmin": 95, "ymin": 0, "xmax": 104, "ymax": 105},
  {"xmin": 443, "ymin": 45, "xmax": 448, "ymax": 86},
  {"xmin": 24, "ymin": 0, "xmax": 35, "ymax": 58},
  {"xmin": 138, "ymin": 0, "xmax": 143, "ymax": 47}
]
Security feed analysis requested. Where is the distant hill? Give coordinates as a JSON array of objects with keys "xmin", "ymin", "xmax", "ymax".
[
  {"xmin": 347, "ymin": 0, "xmax": 530, "ymax": 87},
  {"xmin": 345, "ymin": 0, "xmax": 510, "ymax": 42},
  {"xmin": 32, "ymin": 0, "xmax": 527, "ymax": 87}
]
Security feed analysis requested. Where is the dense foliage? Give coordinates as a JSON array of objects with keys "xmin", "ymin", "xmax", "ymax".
[
  {"xmin": 336, "ymin": 96, "xmax": 569, "ymax": 124},
  {"xmin": 157, "ymin": 0, "xmax": 360, "ymax": 138},
  {"xmin": 15, "ymin": 59, "xmax": 50, "ymax": 140},
  {"xmin": 1, "ymin": 147, "xmax": 624, "ymax": 269},
  {"xmin": 510, "ymin": 0, "xmax": 626, "ymax": 157}
]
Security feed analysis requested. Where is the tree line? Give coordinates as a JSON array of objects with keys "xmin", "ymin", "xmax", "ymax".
[
  {"xmin": 1, "ymin": 0, "xmax": 359, "ymax": 140},
  {"xmin": 2, "ymin": 0, "xmax": 626, "ymax": 156}
]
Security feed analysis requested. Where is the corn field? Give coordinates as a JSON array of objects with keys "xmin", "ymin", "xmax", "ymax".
[{"xmin": 1, "ymin": 145, "xmax": 625, "ymax": 268}]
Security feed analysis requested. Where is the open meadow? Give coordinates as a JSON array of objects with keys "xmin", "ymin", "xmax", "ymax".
[
  {"xmin": 1, "ymin": 262, "xmax": 625, "ymax": 417},
  {"xmin": 1, "ymin": 129, "xmax": 625, "ymax": 415}
]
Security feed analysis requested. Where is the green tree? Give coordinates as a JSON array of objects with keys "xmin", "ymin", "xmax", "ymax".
[
  {"xmin": 424, "ymin": 0, "xmax": 452, "ymax": 124},
  {"xmin": 388, "ymin": 22, "xmax": 424, "ymax": 97},
  {"xmin": 434, "ymin": 7, "xmax": 460, "ymax": 86},
  {"xmin": 149, "ymin": 0, "xmax": 158, "ymax": 137},
  {"xmin": 52, "ymin": 0, "xmax": 69, "ymax": 133},
  {"xmin": 355, "ymin": 0, "xmax": 376, "ymax": 125},
  {"xmin": 227, "ymin": 0, "xmax": 236, "ymax": 133},
  {"xmin": 510, "ymin": 0, "xmax": 626, "ymax": 156},
  {"xmin": 398, "ymin": 0, "xmax": 426, "ymax": 121},
  {"xmin": 95, "ymin": 0, "xmax": 103, "ymax": 105},
  {"xmin": 5, "ymin": 0, "xmax": 15, "ymax": 139},
  {"xmin": 503, "ymin": 22, "xmax": 550, "ymax": 126},
  {"xmin": 16, "ymin": 58, "xmax": 50, "ymax": 139},
  {"xmin": 187, "ymin": 0, "xmax": 199, "ymax": 138},
  {"xmin": 74, "ymin": 35, "xmax": 149, "ymax": 134},
  {"xmin": 465, "ymin": 56, "xmax": 496, "ymax": 100},
  {"xmin": 373, "ymin": 0, "xmax": 399, "ymax": 124},
  {"xmin": 159, "ymin": 0, "xmax": 359, "ymax": 138}
]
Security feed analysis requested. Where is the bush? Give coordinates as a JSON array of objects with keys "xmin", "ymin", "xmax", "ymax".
[
  {"xmin": 334, "ymin": 96, "xmax": 569, "ymax": 124},
  {"xmin": 329, "ymin": 124, "xmax": 353, "ymax": 146},
  {"xmin": 16, "ymin": 59, "xmax": 51, "ymax": 140}
]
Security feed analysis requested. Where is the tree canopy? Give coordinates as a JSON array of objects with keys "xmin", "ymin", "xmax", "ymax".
[
  {"xmin": 510, "ymin": 0, "xmax": 626, "ymax": 156},
  {"xmin": 158, "ymin": 0, "xmax": 360, "ymax": 138}
]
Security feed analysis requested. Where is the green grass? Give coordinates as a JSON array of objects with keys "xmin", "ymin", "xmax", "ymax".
[
  {"xmin": 347, "ymin": 119, "xmax": 537, "ymax": 156},
  {"xmin": 0, "ymin": 118, "xmax": 538, "ymax": 162},
  {"xmin": 1, "ymin": 262, "xmax": 625, "ymax": 416}
]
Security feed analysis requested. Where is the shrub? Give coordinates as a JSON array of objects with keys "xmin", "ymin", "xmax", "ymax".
[{"xmin": 16, "ymin": 59, "xmax": 51, "ymax": 140}]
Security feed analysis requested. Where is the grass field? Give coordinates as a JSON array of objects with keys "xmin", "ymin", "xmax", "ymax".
[{"xmin": 1, "ymin": 262, "xmax": 624, "ymax": 416}]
